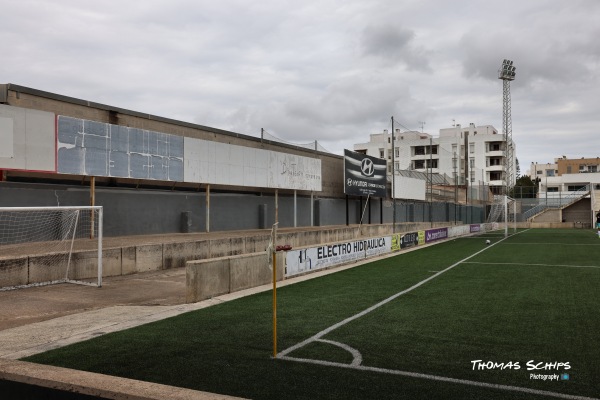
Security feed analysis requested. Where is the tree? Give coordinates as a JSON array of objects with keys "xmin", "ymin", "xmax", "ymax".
[{"xmin": 511, "ymin": 175, "xmax": 538, "ymax": 198}]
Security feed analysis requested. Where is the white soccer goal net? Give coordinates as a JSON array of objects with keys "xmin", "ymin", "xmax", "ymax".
[
  {"xmin": 486, "ymin": 195, "xmax": 517, "ymax": 237},
  {"xmin": 0, "ymin": 206, "xmax": 103, "ymax": 290}
]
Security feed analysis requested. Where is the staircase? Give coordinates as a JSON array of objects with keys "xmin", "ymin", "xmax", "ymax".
[{"xmin": 524, "ymin": 185, "xmax": 590, "ymax": 221}]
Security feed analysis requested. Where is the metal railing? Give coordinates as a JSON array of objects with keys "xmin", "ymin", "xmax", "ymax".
[{"xmin": 523, "ymin": 185, "xmax": 590, "ymax": 221}]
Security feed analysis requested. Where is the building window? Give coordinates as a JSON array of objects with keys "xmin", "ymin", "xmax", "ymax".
[
  {"xmin": 469, "ymin": 158, "xmax": 475, "ymax": 168},
  {"xmin": 426, "ymin": 159, "xmax": 438, "ymax": 168},
  {"xmin": 567, "ymin": 166, "xmax": 572, "ymax": 173},
  {"xmin": 546, "ymin": 169, "xmax": 555, "ymax": 177},
  {"xmin": 380, "ymin": 149, "xmax": 384, "ymax": 158},
  {"xmin": 488, "ymin": 142, "xmax": 502, "ymax": 152},
  {"xmin": 414, "ymin": 160, "xmax": 425, "ymax": 169},
  {"xmin": 536, "ymin": 170, "xmax": 542, "ymax": 175},
  {"xmin": 489, "ymin": 158, "xmax": 502, "ymax": 166},
  {"xmin": 589, "ymin": 165, "xmax": 598, "ymax": 173},
  {"xmin": 547, "ymin": 187, "xmax": 559, "ymax": 192},
  {"xmin": 414, "ymin": 146, "xmax": 425, "ymax": 155},
  {"xmin": 469, "ymin": 143, "xmax": 474, "ymax": 153},
  {"xmin": 395, "ymin": 148, "xmax": 399, "ymax": 157},
  {"xmin": 567, "ymin": 185, "xmax": 587, "ymax": 191}
]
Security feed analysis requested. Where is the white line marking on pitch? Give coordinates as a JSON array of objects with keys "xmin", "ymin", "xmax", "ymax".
[
  {"xmin": 315, "ymin": 339, "xmax": 362, "ymax": 366},
  {"xmin": 279, "ymin": 356, "xmax": 599, "ymax": 400},
  {"xmin": 463, "ymin": 262, "xmax": 600, "ymax": 269},
  {"xmin": 277, "ymin": 229, "xmax": 528, "ymax": 359},
  {"xmin": 277, "ymin": 228, "xmax": 600, "ymax": 400}
]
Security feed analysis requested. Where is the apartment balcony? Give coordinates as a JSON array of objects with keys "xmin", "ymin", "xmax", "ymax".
[
  {"xmin": 486, "ymin": 165, "xmax": 504, "ymax": 172},
  {"xmin": 486, "ymin": 150, "xmax": 504, "ymax": 157},
  {"xmin": 488, "ymin": 180, "xmax": 505, "ymax": 187}
]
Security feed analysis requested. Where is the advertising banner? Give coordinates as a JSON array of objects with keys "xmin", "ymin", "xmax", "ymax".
[
  {"xmin": 391, "ymin": 231, "xmax": 420, "ymax": 252},
  {"xmin": 425, "ymin": 227, "xmax": 448, "ymax": 243},
  {"xmin": 286, "ymin": 236, "xmax": 390, "ymax": 277},
  {"xmin": 400, "ymin": 231, "xmax": 420, "ymax": 249},
  {"xmin": 449, "ymin": 225, "xmax": 470, "ymax": 238},
  {"xmin": 470, "ymin": 224, "xmax": 482, "ymax": 233},
  {"xmin": 343, "ymin": 149, "xmax": 387, "ymax": 197}
]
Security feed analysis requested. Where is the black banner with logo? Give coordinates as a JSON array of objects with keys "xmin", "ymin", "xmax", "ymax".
[
  {"xmin": 343, "ymin": 149, "xmax": 387, "ymax": 197},
  {"xmin": 400, "ymin": 232, "xmax": 419, "ymax": 249}
]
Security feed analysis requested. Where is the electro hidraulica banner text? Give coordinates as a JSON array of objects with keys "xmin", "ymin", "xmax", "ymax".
[{"xmin": 343, "ymin": 149, "xmax": 387, "ymax": 197}]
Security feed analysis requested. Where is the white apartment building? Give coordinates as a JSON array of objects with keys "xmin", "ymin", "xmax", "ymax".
[
  {"xmin": 353, "ymin": 123, "xmax": 516, "ymax": 194},
  {"xmin": 528, "ymin": 161, "xmax": 558, "ymax": 180}
]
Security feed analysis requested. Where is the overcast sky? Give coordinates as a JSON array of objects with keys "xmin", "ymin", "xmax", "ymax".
[{"xmin": 3, "ymin": 0, "xmax": 599, "ymax": 175}]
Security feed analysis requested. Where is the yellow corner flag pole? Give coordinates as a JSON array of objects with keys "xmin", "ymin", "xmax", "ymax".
[
  {"xmin": 271, "ymin": 221, "xmax": 279, "ymax": 359},
  {"xmin": 273, "ymin": 247, "xmax": 277, "ymax": 358}
]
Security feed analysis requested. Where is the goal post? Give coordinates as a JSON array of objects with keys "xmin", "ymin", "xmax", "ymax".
[
  {"xmin": 486, "ymin": 195, "xmax": 517, "ymax": 237},
  {"xmin": 0, "ymin": 206, "xmax": 103, "ymax": 290}
]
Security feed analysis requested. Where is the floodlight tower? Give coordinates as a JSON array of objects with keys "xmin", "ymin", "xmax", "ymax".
[{"xmin": 498, "ymin": 59, "xmax": 516, "ymax": 195}]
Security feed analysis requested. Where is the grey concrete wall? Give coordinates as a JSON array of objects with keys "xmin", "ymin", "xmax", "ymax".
[
  {"xmin": 186, "ymin": 252, "xmax": 284, "ymax": 302},
  {"xmin": 532, "ymin": 209, "xmax": 561, "ymax": 223},
  {"xmin": 0, "ymin": 258, "xmax": 28, "ymax": 287},
  {"xmin": 1, "ymin": 222, "xmax": 477, "ymax": 289},
  {"xmin": 562, "ymin": 198, "xmax": 590, "ymax": 223}
]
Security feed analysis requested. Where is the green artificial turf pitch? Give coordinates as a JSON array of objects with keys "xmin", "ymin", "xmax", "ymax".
[{"xmin": 25, "ymin": 229, "xmax": 600, "ymax": 400}]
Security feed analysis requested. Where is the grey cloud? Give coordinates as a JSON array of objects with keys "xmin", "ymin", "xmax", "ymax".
[{"xmin": 360, "ymin": 24, "xmax": 431, "ymax": 71}]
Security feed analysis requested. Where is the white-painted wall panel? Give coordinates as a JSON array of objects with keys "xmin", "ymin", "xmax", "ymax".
[
  {"xmin": 394, "ymin": 175, "xmax": 426, "ymax": 201},
  {"xmin": 0, "ymin": 117, "xmax": 13, "ymax": 158},
  {"xmin": 184, "ymin": 137, "xmax": 321, "ymax": 190},
  {"xmin": 0, "ymin": 105, "xmax": 55, "ymax": 172}
]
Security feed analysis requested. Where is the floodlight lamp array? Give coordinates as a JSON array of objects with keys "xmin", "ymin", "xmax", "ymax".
[{"xmin": 499, "ymin": 59, "xmax": 516, "ymax": 80}]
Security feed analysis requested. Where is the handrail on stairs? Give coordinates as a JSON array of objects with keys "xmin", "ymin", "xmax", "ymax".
[{"xmin": 523, "ymin": 184, "xmax": 590, "ymax": 221}]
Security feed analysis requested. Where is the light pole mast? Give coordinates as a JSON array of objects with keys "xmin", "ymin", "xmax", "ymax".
[{"xmin": 498, "ymin": 59, "xmax": 516, "ymax": 195}]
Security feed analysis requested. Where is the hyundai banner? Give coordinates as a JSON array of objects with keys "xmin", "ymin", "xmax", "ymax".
[{"xmin": 344, "ymin": 149, "xmax": 387, "ymax": 197}]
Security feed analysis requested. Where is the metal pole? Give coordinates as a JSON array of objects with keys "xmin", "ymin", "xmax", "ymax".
[
  {"xmin": 206, "ymin": 184, "xmax": 210, "ymax": 233},
  {"xmin": 98, "ymin": 207, "xmax": 103, "ymax": 287},
  {"xmin": 272, "ymin": 222, "xmax": 278, "ymax": 358},
  {"xmin": 294, "ymin": 190, "xmax": 297, "ymax": 227},
  {"xmin": 391, "ymin": 117, "xmax": 396, "ymax": 233},
  {"xmin": 311, "ymin": 191, "xmax": 314, "ymax": 227},
  {"xmin": 90, "ymin": 176, "xmax": 96, "ymax": 239},
  {"xmin": 429, "ymin": 137, "xmax": 433, "ymax": 227},
  {"xmin": 275, "ymin": 189, "xmax": 279, "ymax": 225},
  {"xmin": 272, "ymin": 248, "xmax": 277, "ymax": 357},
  {"xmin": 513, "ymin": 197, "xmax": 517, "ymax": 233},
  {"xmin": 346, "ymin": 195, "xmax": 349, "ymax": 226},
  {"xmin": 504, "ymin": 195, "xmax": 508, "ymax": 237}
]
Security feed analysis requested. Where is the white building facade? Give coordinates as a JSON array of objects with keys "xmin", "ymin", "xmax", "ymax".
[{"xmin": 354, "ymin": 123, "xmax": 516, "ymax": 195}]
